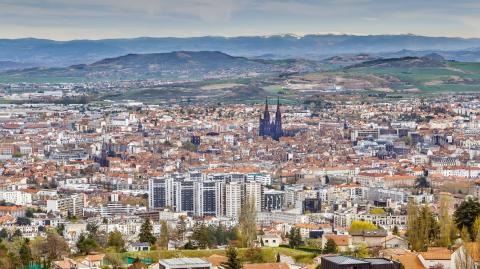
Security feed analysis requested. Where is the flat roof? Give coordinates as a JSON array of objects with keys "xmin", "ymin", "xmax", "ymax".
[{"xmin": 159, "ymin": 258, "xmax": 211, "ymax": 267}]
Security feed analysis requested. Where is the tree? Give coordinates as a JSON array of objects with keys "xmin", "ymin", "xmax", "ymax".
[
  {"xmin": 0, "ymin": 229, "xmax": 8, "ymax": 239},
  {"xmin": 407, "ymin": 201, "xmax": 438, "ymax": 251},
  {"xmin": 176, "ymin": 216, "xmax": 187, "ymax": 241},
  {"xmin": 16, "ymin": 217, "xmax": 31, "ymax": 226},
  {"xmin": 19, "ymin": 241, "xmax": 32, "ymax": 269},
  {"xmin": 238, "ymin": 198, "xmax": 257, "ymax": 248},
  {"xmin": 30, "ymin": 229, "xmax": 69, "ymax": 262},
  {"xmin": 25, "ymin": 208, "xmax": 34, "ymax": 218},
  {"xmin": 181, "ymin": 141, "xmax": 196, "ymax": 152},
  {"xmin": 349, "ymin": 220, "xmax": 377, "ymax": 233},
  {"xmin": 437, "ymin": 193, "xmax": 453, "ymax": 247},
  {"xmin": 104, "ymin": 253, "xmax": 124, "ymax": 269},
  {"xmin": 353, "ymin": 243, "xmax": 369, "ymax": 258},
  {"xmin": 222, "ymin": 246, "xmax": 242, "ymax": 269},
  {"xmin": 76, "ymin": 233, "xmax": 98, "ymax": 255},
  {"xmin": 138, "ymin": 219, "xmax": 156, "ymax": 245},
  {"xmin": 369, "ymin": 208, "xmax": 386, "ymax": 215},
  {"xmin": 473, "ymin": 216, "xmax": 480, "ymax": 241},
  {"xmin": 461, "ymin": 226, "xmax": 471, "ymax": 243},
  {"xmin": 107, "ymin": 231, "xmax": 125, "ymax": 252},
  {"xmin": 13, "ymin": 229, "xmax": 22, "ymax": 238},
  {"xmin": 56, "ymin": 224, "xmax": 65, "ymax": 236},
  {"xmin": 243, "ymin": 247, "xmax": 264, "ymax": 263},
  {"xmin": 287, "ymin": 227, "xmax": 302, "ymax": 249},
  {"xmin": 191, "ymin": 222, "xmax": 214, "ymax": 249},
  {"xmin": 324, "ymin": 238, "xmax": 338, "ymax": 254},
  {"xmin": 86, "ymin": 223, "xmax": 99, "ymax": 238},
  {"xmin": 157, "ymin": 220, "xmax": 169, "ymax": 249},
  {"xmin": 415, "ymin": 176, "xmax": 430, "ymax": 190},
  {"xmin": 392, "ymin": 226, "xmax": 399, "ymax": 236},
  {"xmin": 454, "ymin": 198, "xmax": 480, "ymax": 238}
]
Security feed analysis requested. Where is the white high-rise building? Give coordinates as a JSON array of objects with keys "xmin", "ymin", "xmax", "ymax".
[
  {"xmin": 225, "ymin": 182, "xmax": 243, "ymax": 219},
  {"xmin": 244, "ymin": 182, "xmax": 263, "ymax": 212}
]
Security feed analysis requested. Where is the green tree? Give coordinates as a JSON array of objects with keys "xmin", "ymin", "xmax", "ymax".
[
  {"xmin": 222, "ymin": 246, "xmax": 242, "ymax": 269},
  {"xmin": 454, "ymin": 198, "xmax": 480, "ymax": 238},
  {"xmin": 86, "ymin": 223, "xmax": 99, "ymax": 238},
  {"xmin": 243, "ymin": 247, "xmax": 264, "ymax": 263},
  {"xmin": 107, "ymin": 231, "xmax": 125, "ymax": 252},
  {"xmin": 0, "ymin": 229, "xmax": 8, "ymax": 239},
  {"xmin": 392, "ymin": 226, "xmax": 399, "ymax": 236},
  {"xmin": 19, "ymin": 241, "xmax": 32, "ymax": 269},
  {"xmin": 238, "ymin": 198, "xmax": 257, "ymax": 247},
  {"xmin": 138, "ymin": 219, "xmax": 156, "ymax": 245},
  {"xmin": 76, "ymin": 233, "xmax": 98, "ymax": 255},
  {"xmin": 415, "ymin": 176, "xmax": 430, "ymax": 189},
  {"xmin": 157, "ymin": 220, "xmax": 169, "ymax": 249},
  {"xmin": 191, "ymin": 222, "xmax": 214, "ymax": 249},
  {"xmin": 324, "ymin": 238, "xmax": 338, "ymax": 254},
  {"xmin": 287, "ymin": 227, "xmax": 302, "ymax": 249}
]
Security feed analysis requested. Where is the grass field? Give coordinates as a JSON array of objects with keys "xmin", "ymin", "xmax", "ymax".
[
  {"xmin": 341, "ymin": 61, "xmax": 480, "ymax": 94},
  {"xmin": 123, "ymin": 247, "xmax": 317, "ymax": 264}
]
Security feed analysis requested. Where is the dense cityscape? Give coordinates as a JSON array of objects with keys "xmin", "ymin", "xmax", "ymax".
[
  {"xmin": 3, "ymin": 0, "xmax": 480, "ymax": 269},
  {"xmin": 0, "ymin": 89, "xmax": 479, "ymax": 268}
]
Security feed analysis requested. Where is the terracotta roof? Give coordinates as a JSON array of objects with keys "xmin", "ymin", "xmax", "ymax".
[
  {"xmin": 324, "ymin": 235, "xmax": 350, "ymax": 246},
  {"xmin": 419, "ymin": 247, "xmax": 452, "ymax": 260}
]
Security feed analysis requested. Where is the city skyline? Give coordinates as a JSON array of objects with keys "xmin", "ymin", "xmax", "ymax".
[{"xmin": 1, "ymin": 0, "xmax": 480, "ymax": 40}]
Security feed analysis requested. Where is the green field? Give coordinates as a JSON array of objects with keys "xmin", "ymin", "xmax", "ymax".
[
  {"xmin": 344, "ymin": 61, "xmax": 480, "ymax": 93},
  {"xmin": 123, "ymin": 247, "xmax": 316, "ymax": 264}
]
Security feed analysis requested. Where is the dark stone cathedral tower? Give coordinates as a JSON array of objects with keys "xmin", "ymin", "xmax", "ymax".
[{"xmin": 259, "ymin": 98, "xmax": 283, "ymax": 141}]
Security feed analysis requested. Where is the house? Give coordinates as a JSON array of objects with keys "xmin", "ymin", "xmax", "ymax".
[
  {"xmin": 381, "ymin": 249, "xmax": 425, "ymax": 269},
  {"xmin": 53, "ymin": 258, "xmax": 90, "ymax": 269},
  {"xmin": 259, "ymin": 234, "xmax": 282, "ymax": 247},
  {"xmin": 322, "ymin": 234, "xmax": 352, "ymax": 252},
  {"xmin": 158, "ymin": 258, "xmax": 212, "ymax": 269},
  {"xmin": 129, "ymin": 242, "xmax": 151, "ymax": 252},
  {"xmin": 320, "ymin": 256, "xmax": 401, "ymax": 269},
  {"xmin": 80, "ymin": 254, "xmax": 105, "ymax": 269},
  {"xmin": 350, "ymin": 230, "xmax": 388, "ymax": 248},
  {"xmin": 382, "ymin": 235, "xmax": 408, "ymax": 250},
  {"xmin": 418, "ymin": 247, "xmax": 453, "ymax": 269}
]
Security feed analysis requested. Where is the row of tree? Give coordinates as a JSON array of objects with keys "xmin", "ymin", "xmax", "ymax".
[{"xmin": 407, "ymin": 195, "xmax": 480, "ymax": 251}]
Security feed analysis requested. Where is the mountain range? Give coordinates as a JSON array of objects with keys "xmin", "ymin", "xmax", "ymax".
[
  {"xmin": 0, "ymin": 51, "xmax": 321, "ymax": 82},
  {"xmin": 2, "ymin": 34, "xmax": 480, "ymax": 67}
]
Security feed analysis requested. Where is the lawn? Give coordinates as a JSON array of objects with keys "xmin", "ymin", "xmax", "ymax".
[{"xmin": 123, "ymin": 247, "xmax": 316, "ymax": 264}]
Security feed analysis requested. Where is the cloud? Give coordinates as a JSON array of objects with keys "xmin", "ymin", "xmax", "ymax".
[{"xmin": 0, "ymin": 0, "xmax": 479, "ymax": 39}]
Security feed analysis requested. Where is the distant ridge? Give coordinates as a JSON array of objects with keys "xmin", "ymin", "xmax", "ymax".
[
  {"xmin": 2, "ymin": 34, "xmax": 480, "ymax": 67},
  {"xmin": 0, "ymin": 51, "xmax": 320, "ymax": 82}
]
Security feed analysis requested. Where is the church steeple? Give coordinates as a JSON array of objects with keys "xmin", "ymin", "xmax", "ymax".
[{"xmin": 259, "ymin": 97, "xmax": 283, "ymax": 141}]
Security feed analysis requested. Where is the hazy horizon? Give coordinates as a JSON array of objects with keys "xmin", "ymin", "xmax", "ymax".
[
  {"xmin": 3, "ymin": 32, "xmax": 480, "ymax": 42},
  {"xmin": 1, "ymin": 0, "xmax": 480, "ymax": 40}
]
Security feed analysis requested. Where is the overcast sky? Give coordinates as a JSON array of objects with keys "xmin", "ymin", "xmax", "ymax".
[{"xmin": 1, "ymin": 0, "xmax": 480, "ymax": 40}]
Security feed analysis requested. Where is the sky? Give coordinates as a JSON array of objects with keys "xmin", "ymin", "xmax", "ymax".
[{"xmin": 1, "ymin": 0, "xmax": 480, "ymax": 40}]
